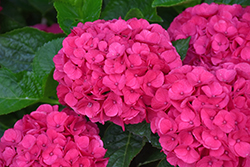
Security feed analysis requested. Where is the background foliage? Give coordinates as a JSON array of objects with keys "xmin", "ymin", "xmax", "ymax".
[{"xmin": 0, "ymin": 0, "xmax": 249, "ymax": 166}]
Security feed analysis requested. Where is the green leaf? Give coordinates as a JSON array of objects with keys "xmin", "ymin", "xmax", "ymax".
[
  {"xmin": 33, "ymin": 38, "xmax": 64, "ymax": 99},
  {"xmin": 126, "ymin": 121, "xmax": 151, "ymax": 141},
  {"xmin": 54, "ymin": 0, "xmax": 102, "ymax": 34},
  {"xmin": 0, "ymin": 27, "xmax": 63, "ymax": 73},
  {"xmin": 172, "ymin": 0, "xmax": 201, "ymax": 13},
  {"xmin": 124, "ymin": 8, "xmax": 144, "ymax": 20},
  {"xmin": 9, "ymin": 0, "xmax": 37, "ymax": 12},
  {"xmin": 33, "ymin": 38, "xmax": 64, "ymax": 75},
  {"xmin": 28, "ymin": 0, "xmax": 54, "ymax": 15},
  {"xmin": 138, "ymin": 147, "xmax": 166, "ymax": 166},
  {"xmin": 150, "ymin": 133, "xmax": 162, "ymax": 149},
  {"xmin": 172, "ymin": 36, "xmax": 191, "ymax": 61},
  {"xmin": 0, "ymin": 69, "xmax": 41, "ymax": 115},
  {"xmin": 103, "ymin": 124, "xmax": 145, "ymax": 167},
  {"xmin": 0, "ymin": 38, "xmax": 63, "ymax": 115},
  {"xmin": 204, "ymin": 0, "xmax": 250, "ymax": 5},
  {"xmin": 152, "ymin": 0, "xmax": 194, "ymax": 7},
  {"xmin": 101, "ymin": 0, "xmax": 162, "ymax": 22},
  {"xmin": 157, "ymin": 159, "xmax": 173, "ymax": 167},
  {"xmin": 0, "ymin": 1, "xmax": 26, "ymax": 33}
]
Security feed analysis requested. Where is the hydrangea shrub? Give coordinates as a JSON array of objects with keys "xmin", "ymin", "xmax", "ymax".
[{"xmin": 1, "ymin": 0, "xmax": 250, "ymax": 167}]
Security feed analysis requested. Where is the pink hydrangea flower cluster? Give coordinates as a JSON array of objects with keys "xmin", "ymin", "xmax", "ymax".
[
  {"xmin": 148, "ymin": 3, "xmax": 250, "ymax": 167},
  {"xmin": 53, "ymin": 18, "xmax": 182, "ymax": 129},
  {"xmin": 31, "ymin": 23, "xmax": 63, "ymax": 34},
  {"xmin": 168, "ymin": 3, "xmax": 250, "ymax": 67},
  {"xmin": 0, "ymin": 104, "xmax": 108, "ymax": 167},
  {"xmin": 149, "ymin": 64, "xmax": 250, "ymax": 167}
]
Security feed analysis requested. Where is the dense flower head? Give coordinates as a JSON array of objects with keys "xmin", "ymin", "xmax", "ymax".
[
  {"xmin": 148, "ymin": 64, "xmax": 250, "ymax": 167},
  {"xmin": 53, "ymin": 18, "xmax": 182, "ymax": 129},
  {"xmin": 150, "ymin": 3, "xmax": 250, "ymax": 166},
  {"xmin": 168, "ymin": 2, "xmax": 250, "ymax": 68},
  {"xmin": 0, "ymin": 104, "xmax": 108, "ymax": 167}
]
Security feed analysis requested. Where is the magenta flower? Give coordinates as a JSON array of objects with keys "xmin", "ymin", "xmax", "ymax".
[
  {"xmin": 0, "ymin": 104, "xmax": 108, "ymax": 166},
  {"xmin": 31, "ymin": 23, "xmax": 63, "ymax": 34},
  {"xmin": 53, "ymin": 18, "xmax": 182, "ymax": 127},
  {"xmin": 148, "ymin": 61, "xmax": 250, "ymax": 166}
]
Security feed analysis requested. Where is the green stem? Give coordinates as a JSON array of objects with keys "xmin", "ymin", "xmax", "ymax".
[{"xmin": 0, "ymin": 122, "xmax": 9, "ymax": 130}]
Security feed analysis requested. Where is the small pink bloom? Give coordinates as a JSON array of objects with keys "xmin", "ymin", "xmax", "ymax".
[
  {"xmin": 216, "ymin": 68, "xmax": 236, "ymax": 83},
  {"xmin": 104, "ymin": 56, "xmax": 126, "ymax": 74},
  {"xmin": 103, "ymin": 74, "xmax": 126, "ymax": 95},
  {"xmin": 19, "ymin": 134, "xmax": 36, "ymax": 150},
  {"xmin": 186, "ymin": 66, "xmax": 215, "ymax": 86},
  {"xmin": 240, "ymin": 46, "xmax": 250, "ymax": 61},
  {"xmin": 141, "ymin": 70, "xmax": 164, "ymax": 96},
  {"xmin": 122, "ymin": 87, "xmax": 142, "ymax": 105},
  {"xmin": 46, "ymin": 111, "xmax": 69, "ymax": 132},
  {"xmin": 108, "ymin": 19, "xmax": 128, "ymax": 33},
  {"xmin": 192, "ymin": 3, "xmax": 218, "ymax": 17},
  {"xmin": 103, "ymin": 93, "xmax": 123, "ymax": 117},
  {"xmin": 2, "ymin": 147, "xmax": 16, "ymax": 166},
  {"xmin": 52, "ymin": 158, "xmax": 70, "ymax": 167},
  {"xmin": 174, "ymin": 145, "xmax": 200, "ymax": 164},
  {"xmin": 106, "ymin": 42, "xmax": 125, "ymax": 59},
  {"xmin": 213, "ymin": 110, "xmax": 235, "ymax": 133},
  {"xmin": 196, "ymin": 156, "xmax": 223, "ymax": 167},
  {"xmin": 85, "ymin": 50, "xmax": 104, "ymax": 64},
  {"xmin": 63, "ymin": 60, "xmax": 82, "ymax": 80},
  {"xmin": 72, "ymin": 157, "xmax": 91, "ymax": 167},
  {"xmin": 160, "ymin": 134, "xmax": 178, "ymax": 152},
  {"xmin": 211, "ymin": 33, "xmax": 229, "ymax": 53},
  {"xmin": 201, "ymin": 81, "xmax": 223, "ymax": 98},
  {"xmin": 125, "ymin": 69, "xmax": 146, "ymax": 89},
  {"xmin": 151, "ymin": 88, "xmax": 170, "ymax": 110},
  {"xmin": 168, "ymin": 79, "xmax": 194, "ymax": 100},
  {"xmin": 201, "ymin": 128, "xmax": 227, "ymax": 150},
  {"xmin": 1, "ymin": 129, "xmax": 22, "ymax": 146},
  {"xmin": 193, "ymin": 36, "xmax": 209, "ymax": 55},
  {"xmin": 200, "ymin": 108, "xmax": 217, "ymax": 130},
  {"xmin": 176, "ymin": 108, "xmax": 200, "ymax": 131},
  {"xmin": 77, "ymin": 100, "xmax": 101, "ymax": 118},
  {"xmin": 135, "ymin": 30, "xmax": 160, "ymax": 44},
  {"xmin": 42, "ymin": 144, "xmax": 63, "ymax": 165},
  {"xmin": 64, "ymin": 148, "xmax": 79, "ymax": 165},
  {"xmin": 228, "ymin": 130, "xmax": 250, "ymax": 157}
]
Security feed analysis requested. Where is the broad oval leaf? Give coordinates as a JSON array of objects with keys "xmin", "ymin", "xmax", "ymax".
[
  {"xmin": 126, "ymin": 121, "xmax": 151, "ymax": 141},
  {"xmin": 124, "ymin": 8, "xmax": 144, "ymax": 21},
  {"xmin": 101, "ymin": 0, "xmax": 162, "ymax": 22},
  {"xmin": 0, "ymin": 69, "xmax": 41, "ymax": 115},
  {"xmin": 28, "ymin": 0, "xmax": 54, "ymax": 15},
  {"xmin": 0, "ymin": 38, "xmax": 63, "ymax": 115},
  {"xmin": 103, "ymin": 124, "xmax": 145, "ymax": 167},
  {"xmin": 0, "ymin": 27, "xmax": 63, "ymax": 73},
  {"xmin": 152, "ymin": 0, "xmax": 194, "ymax": 7},
  {"xmin": 33, "ymin": 38, "xmax": 64, "ymax": 99},
  {"xmin": 54, "ymin": 0, "xmax": 102, "ymax": 34}
]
